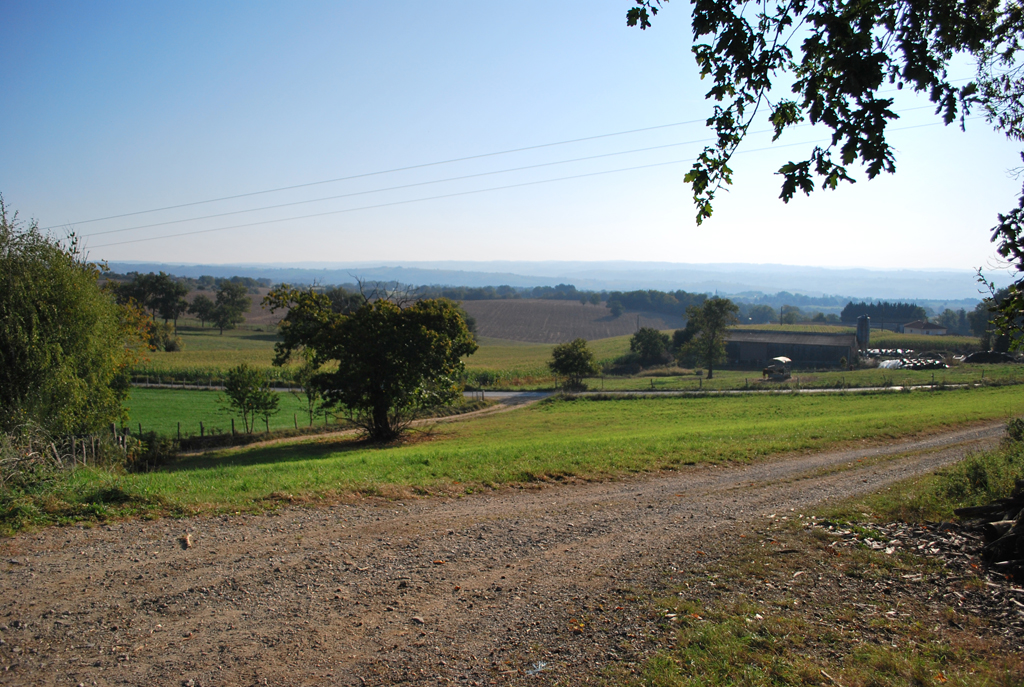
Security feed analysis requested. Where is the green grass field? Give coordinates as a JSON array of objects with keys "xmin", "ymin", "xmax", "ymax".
[
  {"xmin": 66, "ymin": 385, "xmax": 1024, "ymax": 515},
  {"xmin": 126, "ymin": 387, "xmax": 325, "ymax": 437}
]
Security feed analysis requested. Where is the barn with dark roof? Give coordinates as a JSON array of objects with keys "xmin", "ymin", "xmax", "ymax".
[{"xmin": 725, "ymin": 330, "xmax": 858, "ymax": 368}]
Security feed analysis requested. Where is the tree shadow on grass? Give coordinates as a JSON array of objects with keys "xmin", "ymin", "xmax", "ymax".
[
  {"xmin": 159, "ymin": 428, "xmax": 446, "ymax": 473},
  {"xmin": 161, "ymin": 436, "xmax": 372, "ymax": 472}
]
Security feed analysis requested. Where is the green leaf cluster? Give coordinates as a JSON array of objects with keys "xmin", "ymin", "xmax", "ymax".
[
  {"xmin": 629, "ymin": 327, "xmax": 672, "ymax": 367},
  {"xmin": 0, "ymin": 197, "xmax": 144, "ymax": 435},
  {"xmin": 220, "ymin": 363, "xmax": 280, "ymax": 434},
  {"xmin": 549, "ymin": 338, "xmax": 601, "ymax": 389},
  {"xmin": 628, "ymin": 0, "xmax": 1019, "ymax": 222}
]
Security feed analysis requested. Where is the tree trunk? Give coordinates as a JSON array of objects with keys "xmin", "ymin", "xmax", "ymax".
[{"xmin": 371, "ymin": 398, "xmax": 394, "ymax": 442}]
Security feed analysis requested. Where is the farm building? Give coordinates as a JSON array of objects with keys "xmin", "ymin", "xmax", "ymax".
[
  {"xmin": 725, "ymin": 330, "xmax": 859, "ymax": 368},
  {"xmin": 901, "ymin": 320, "xmax": 947, "ymax": 336}
]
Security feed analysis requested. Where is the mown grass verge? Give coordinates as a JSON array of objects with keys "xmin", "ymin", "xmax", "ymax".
[
  {"xmin": 614, "ymin": 522, "xmax": 1022, "ymax": 687},
  {"xmin": 617, "ymin": 417, "xmax": 1024, "ymax": 687},
  {"xmin": 3, "ymin": 386, "xmax": 1023, "ymax": 534},
  {"xmin": 821, "ymin": 421, "xmax": 1024, "ymax": 525}
]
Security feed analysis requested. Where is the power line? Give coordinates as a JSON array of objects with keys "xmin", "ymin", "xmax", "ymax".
[
  {"xmin": 92, "ymin": 118, "xmax": 964, "ymax": 250},
  {"xmin": 45, "ymin": 119, "xmax": 710, "ymax": 230},
  {"xmin": 80, "ymin": 104, "xmax": 942, "ymax": 239},
  {"xmin": 87, "ymin": 158, "xmax": 695, "ymax": 248},
  {"xmin": 79, "ymin": 136, "xmax": 719, "ymax": 238}
]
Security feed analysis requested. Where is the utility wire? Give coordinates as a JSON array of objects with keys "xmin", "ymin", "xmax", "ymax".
[
  {"xmin": 45, "ymin": 119, "xmax": 710, "ymax": 230},
  {"xmin": 80, "ymin": 104, "xmax": 940, "ymax": 239},
  {"xmin": 89, "ymin": 116, "xmax": 965, "ymax": 250},
  {"xmin": 88, "ymin": 158, "xmax": 694, "ymax": 248},
  {"xmin": 79, "ymin": 136, "xmax": 718, "ymax": 238}
]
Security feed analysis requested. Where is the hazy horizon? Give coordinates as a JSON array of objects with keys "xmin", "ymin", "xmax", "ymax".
[{"xmin": 105, "ymin": 259, "xmax": 1008, "ymax": 302}]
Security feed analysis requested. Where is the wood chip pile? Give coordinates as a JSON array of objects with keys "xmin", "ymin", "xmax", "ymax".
[{"xmin": 813, "ymin": 519, "xmax": 1024, "ymax": 645}]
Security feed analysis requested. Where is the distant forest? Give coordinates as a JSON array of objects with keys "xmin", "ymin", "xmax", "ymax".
[
  {"xmin": 106, "ymin": 272, "xmax": 271, "ymax": 294},
  {"xmin": 840, "ymin": 301, "xmax": 928, "ymax": 323}
]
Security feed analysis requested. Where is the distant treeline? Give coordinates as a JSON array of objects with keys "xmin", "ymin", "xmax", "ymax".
[
  {"xmin": 732, "ymin": 291, "xmax": 847, "ymax": 309},
  {"xmin": 417, "ymin": 283, "xmax": 586, "ymax": 301},
  {"xmin": 106, "ymin": 272, "xmax": 271, "ymax": 294},
  {"xmin": 604, "ymin": 289, "xmax": 707, "ymax": 317},
  {"xmin": 840, "ymin": 301, "xmax": 928, "ymax": 323}
]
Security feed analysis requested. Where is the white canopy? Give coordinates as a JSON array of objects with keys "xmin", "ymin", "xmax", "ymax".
[{"xmin": 772, "ymin": 357, "xmax": 792, "ymax": 364}]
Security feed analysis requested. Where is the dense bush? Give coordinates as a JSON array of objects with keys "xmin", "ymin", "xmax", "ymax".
[
  {"xmin": 934, "ymin": 422, "xmax": 1024, "ymax": 508},
  {"xmin": 0, "ymin": 197, "xmax": 146, "ymax": 435}
]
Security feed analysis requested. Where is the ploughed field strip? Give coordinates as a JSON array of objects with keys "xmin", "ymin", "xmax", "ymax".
[{"xmin": 0, "ymin": 424, "xmax": 1005, "ymax": 686}]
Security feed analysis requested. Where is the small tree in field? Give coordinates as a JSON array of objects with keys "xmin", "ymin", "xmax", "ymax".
[
  {"xmin": 629, "ymin": 327, "xmax": 671, "ymax": 367},
  {"xmin": 549, "ymin": 338, "xmax": 600, "ymax": 390},
  {"xmin": 212, "ymin": 281, "xmax": 251, "ymax": 334},
  {"xmin": 221, "ymin": 363, "xmax": 279, "ymax": 433},
  {"xmin": 292, "ymin": 356, "xmax": 324, "ymax": 426},
  {"xmin": 680, "ymin": 297, "xmax": 739, "ymax": 380},
  {"xmin": 189, "ymin": 294, "xmax": 215, "ymax": 327}
]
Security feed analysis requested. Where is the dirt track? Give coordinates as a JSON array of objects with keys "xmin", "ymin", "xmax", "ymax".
[{"xmin": 0, "ymin": 423, "xmax": 1005, "ymax": 686}]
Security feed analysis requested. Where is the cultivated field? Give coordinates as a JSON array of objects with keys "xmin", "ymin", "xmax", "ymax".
[
  {"xmin": 460, "ymin": 298, "xmax": 683, "ymax": 343},
  {"xmin": 134, "ymin": 327, "xmax": 297, "ymax": 382},
  {"xmin": 733, "ymin": 323, "xmax": 853, "ymax": 333},
  {"xmin": 871, "ymin": 328, "xmax": 980, "ymax": 352}
]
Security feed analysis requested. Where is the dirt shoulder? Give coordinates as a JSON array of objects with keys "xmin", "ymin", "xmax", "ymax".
[{"xmin": 0, "ymin": 423, "xmax": 1007, "ymax": 686}]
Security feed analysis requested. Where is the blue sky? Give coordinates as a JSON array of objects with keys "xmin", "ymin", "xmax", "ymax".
[{"xmin": 1, "ymin": 0, "xmax": 1020, "ymax": 272}]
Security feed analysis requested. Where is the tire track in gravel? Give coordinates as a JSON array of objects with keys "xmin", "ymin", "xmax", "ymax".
[{"xmin": 0, "ymin": 422, "xmax": 1004, "ymax": 686}]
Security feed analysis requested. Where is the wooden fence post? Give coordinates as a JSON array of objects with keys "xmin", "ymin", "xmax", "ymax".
[
  {"xmin": 231, "ymin": 418, "xmax": 235, "ymax": 436},
  {"xmin": 177, "ymin": 422, "xmax": 181, "ymax": 441},
  {"xmin": 294, "ymin": 413, "xmax": 298, "ymax": 430},
  {"xmin": 200, "ymin": 421, "xmax": 204, "ymax": 437}
]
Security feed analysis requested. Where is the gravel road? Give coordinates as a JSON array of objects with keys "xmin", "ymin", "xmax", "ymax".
[{"xmin": 0, "ymin": 422, "xmax": 1004, "ymax": 686}]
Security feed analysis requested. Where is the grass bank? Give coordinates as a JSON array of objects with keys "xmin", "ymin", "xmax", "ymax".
[{"xmin": 3, "ymin": 385, "xmax": 1021, "ymax": 533}]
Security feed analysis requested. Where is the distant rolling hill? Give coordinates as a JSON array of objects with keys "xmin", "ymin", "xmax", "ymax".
[{"xmin": 460, "ymin": 299, "xmax": 681, "ymax": 344}]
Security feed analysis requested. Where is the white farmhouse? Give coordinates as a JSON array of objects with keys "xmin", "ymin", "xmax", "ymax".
[{"xmin": 902, "ymin": 320, "xmax": 947, "ymax": 336}]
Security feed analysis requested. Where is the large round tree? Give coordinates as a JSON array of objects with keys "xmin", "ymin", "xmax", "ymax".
[{"xmin": 265, "ymin": 286, "xmax": 478, "ymax": 442}]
